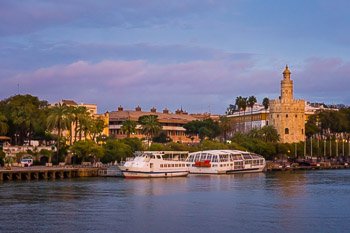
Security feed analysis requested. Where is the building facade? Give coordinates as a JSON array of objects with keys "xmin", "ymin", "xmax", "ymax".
[
  {"xmin": 269, "ymin": 66, "xmax": 305, "ymax": 143},
  {"xmin": 109, "ymin": 106, "xmax": 202, "ymax": 143}
]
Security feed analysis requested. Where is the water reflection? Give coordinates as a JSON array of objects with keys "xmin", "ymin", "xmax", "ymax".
[{"xmin": 1, "ymin": 171, "xmax": 350, "ymax": 233}]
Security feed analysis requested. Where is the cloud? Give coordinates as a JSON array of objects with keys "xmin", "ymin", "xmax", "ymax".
[
  {"xmin": 294, "ymin": 57, "xmax": 350, "ymax": 104},
  {"xmin": 1, "ymin": 57, "xmax": 278, "ymax": 113},
  {"xmin": 0, "ymin": 0, "xmax": 233, "ymax": 36},
  {"xmin": 2, "ymin": 56, "xmax": 350, "ymax": 113}
]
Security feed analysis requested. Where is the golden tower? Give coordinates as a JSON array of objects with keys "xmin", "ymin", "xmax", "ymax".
[{"xmin": 269, "ymin": 66, "xmax": 305, "ymax": 143}]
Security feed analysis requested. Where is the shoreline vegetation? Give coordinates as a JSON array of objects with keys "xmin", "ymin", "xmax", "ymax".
[{"xmin": 1, "ymin": 94, "xmax": 350, "ymax": 168}]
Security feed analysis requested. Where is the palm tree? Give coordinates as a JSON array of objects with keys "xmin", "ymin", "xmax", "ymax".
[
  {"xmin": 70, "ymin": 106, "xmax": 90, "ymax": 142},
  {"xmin": 47, "ymin": 103, "xmax": 71, "ymax": 158},
  {"xmin": 0, "ymin": 114, "xmax": 8, "ymax": 135},
  {"xmin": 219, "ymin": 116, "xmax": 233, "ymax": 142},
  {"xmin": 138, "ymin": 115, "xmax": 162, "ymax": 144},
  {"xmin": 235, "ymin": 96, "xmax": 243, "ymax": 132},
  {"xmin": 121, "ymin": 119, "xmax": 137, "ymax": 138},
  {"xmin": 247, "ymin": 96, "xmax": 257, "ymax": 131},
  {"xmin": 88, "ymin": 118, "xmax": 106, "ymax": 141},
  {"xmin": 240, "ymin": 97, "xmax": 248, "ymax": 132},
  {"xmin": 262, "ymin": 97, "xmax": 269, "ymax": 111}
]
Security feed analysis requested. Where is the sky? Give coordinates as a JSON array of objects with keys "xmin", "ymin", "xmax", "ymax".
[{"xmin": 1, "ymin": 0, "xmax": 350, "ymax": 114}]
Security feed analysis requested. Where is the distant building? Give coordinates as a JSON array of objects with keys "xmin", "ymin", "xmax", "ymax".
[
  {"xmin": 108, "ymin": 106, "xmax": 209, "ymax": 143},
  {"xmin": 54, "ymin": 100, "xmax": 109, "ymax": 143},
  {"xmin": 226, "ymin": 104, "xmax": 269, "ymax": 133},
  {"xmin": 269, "ymin": 66, "xmax": 305, "ymax": 143}
]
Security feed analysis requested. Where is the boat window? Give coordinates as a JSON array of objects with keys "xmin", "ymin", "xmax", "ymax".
[
  {"xmin": 207, "ymin": 155, "xmax": 212, "ymax": 161},
  {"xmin": 194, "ymin": 154, "xmax": 201, "ymax": 162},
  {"xmin": 212, "ymin": 155, "xmax": 218, "ymax": 163},
  {"xmin": 156, "ymin": 155, "xmax": 161, "ymax": 159}
]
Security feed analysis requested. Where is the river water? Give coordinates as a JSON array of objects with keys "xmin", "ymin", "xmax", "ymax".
[{"xmin": 1, "ymin": 170, "xmax": 350, "ymax": 233}]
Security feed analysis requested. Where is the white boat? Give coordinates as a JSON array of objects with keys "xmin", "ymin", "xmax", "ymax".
[
  {"xmin": 186, "ymin": 150, "xmax": 266, "ymax": 174},
  {"xmin": 119, "ymin": 151, "xmax": 189, "ymax": 178}
]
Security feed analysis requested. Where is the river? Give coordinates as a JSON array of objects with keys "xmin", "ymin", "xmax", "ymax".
[{"xmin": 1, "ymin": 170, "xmax": 350, "ymax": 233}]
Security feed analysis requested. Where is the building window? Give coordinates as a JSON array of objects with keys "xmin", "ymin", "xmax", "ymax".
[
  {"xmin": 277, "ymin": 114, "xmax": 279, "ymax": 118},
  {"xmin": 285, "ymin": 128, "xmax": 289, "ymax": 134},
  {"xmin": 295, "ymin": 114, "xmax": 297, "ymax": 118},
  {"xmin": 302, "ymin": 129, "xmax": 304, "ymax": 134},
  {"xmin": 286, "ymin": 114, "xmax": 288, "ymax": 118}
]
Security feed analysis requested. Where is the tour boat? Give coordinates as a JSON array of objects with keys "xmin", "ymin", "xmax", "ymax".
[
  {"xmin": 186, "ymin": 150, "xmax": 266, "ymax": 174},
  {"xmin": 119, "ymin": 151, "xmax": 189, "ymax": 178}
]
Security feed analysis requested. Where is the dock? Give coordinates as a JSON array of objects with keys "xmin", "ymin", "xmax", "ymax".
[{"xmin": 0, "ymin": 166, "xmax": 99, "ymax": 181}]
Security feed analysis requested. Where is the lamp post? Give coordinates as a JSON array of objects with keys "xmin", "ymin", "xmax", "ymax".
[
  {"xmin": 336, "ymin": 139, "xmax": 338, "ymax": 161},
  {"xmin": 295, "ymin": 143, "xmax": 297, "ymax": 159},
  {"xmin": 324, "ymin": 139, "xmax": 326, "ymax": 161},
  {"xmin": 342, "ymin": 139, "xmax": 345, "ymax": 158},
  {"xmin": 310, "ymin": 136, "xmax": 313, "ymax": 159}
]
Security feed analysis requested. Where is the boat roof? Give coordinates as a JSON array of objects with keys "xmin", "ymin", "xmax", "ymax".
[
  {"xmin": 135, "ymin": 151, "xmax": 189, "ymax": 155},
  {"xmin": 190, "ymin": 150, "xmax": 255, "ymax": 156}
]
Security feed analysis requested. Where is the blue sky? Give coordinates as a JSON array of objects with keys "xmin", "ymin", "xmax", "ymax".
[{"xmin": 1, "ymin": 0, "xmax": 350, "ymax": 113}]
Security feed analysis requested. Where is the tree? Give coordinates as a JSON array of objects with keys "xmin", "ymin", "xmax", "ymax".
[
  {"xmin": 262, "ymin": 97, "xmax": 269, "ymax": 111},
  {"xmin": 219, "ymin": 116, "xmax": 233, "ymax": 142},
  {"xmin": 102, "ymin": 139, "xmax": 132, "ymax": 163},
  {"xmin": 121, "ymin": 119, "xmax": 137, "ymax": 138},
  {"xmin": 235, "ymin": 96, "xmax": 247, "ymax": 132},
  {"xmin": 184, "ymin": 119, "xmax": 220, "ymax": 141},
  {"xmin": 0, "ymin": 114, "xmax": 8, "ymax": 135},
  {"xmin": 225, "ymin": 104, "xmax": 236, "ymax": 115},
  {"xmin": 88, "ymin": 118, "xmax": 105, "ymax": 141},
  {"xmin": 260, "ymin": 125, "xmax": 280, "ymax": 143},
  {"xmin": 70, "ymin": 106, "xmax": 91, "ymax": 142},
  {"xmin": 247, "ymin": 96, "xmax": 257, "ymax": 130},
  {"xmin": 70, "ymin": 140, "xmax": 104, "ymax": 163},
  {"xmin": 138, "ymin": 115, "xmax": 162, "ymax": 142},
  {"xmin": 47, "ymin": 103, "xmax": 71, "ymax": 158},
  {"xmin": 0, "ymin": 94, "xmax": 49, "ymax": 145},
  {"xmin": 153, "ymin": 131, "xmax": 172, "ymax": 143}
]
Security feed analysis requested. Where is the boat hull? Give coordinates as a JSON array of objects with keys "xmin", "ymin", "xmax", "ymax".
[
  {"xmin": 122, "ymin": 170, "xmax": 189, "ymax": 178},
  {"xmin": 189, "ymin": 166, "xmax": 265, "ymax": 174}
]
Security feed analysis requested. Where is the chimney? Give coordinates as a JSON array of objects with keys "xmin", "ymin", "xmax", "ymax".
[
  {"xmin": 163, "ymin": 108, "xmax": 169, "ymax": 114},
  {"xmin": 117, "ymin": 105, "xmax": 123, "ymax": 111},
  {"xmin": 175, "ymin": 109, "xmax": 181, "ymax": 114},
  {"xmin": 150, "ymin": 107, "xmax": 157, "ymax": 113},
  {"xmin": 135, "ymin": 106, "xmax": 142, "ymax": 111}
]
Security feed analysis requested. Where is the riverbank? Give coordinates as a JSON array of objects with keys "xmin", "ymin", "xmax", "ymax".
[
  {"xmin": 0, "ymin": 166, "xmax": 99, "ymax": 181},
  {"xmin": 1, "ymin": 162, "xmax": 350, "ymax": 182}
]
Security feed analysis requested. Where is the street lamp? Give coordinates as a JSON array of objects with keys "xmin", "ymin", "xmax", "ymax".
[
  {"xmin": 336, "ymin": 139, "xmax": 338, "ymax": 160},
  {"xmin": 342, "ymin": 139, "xmax": 345, "ymax": 158},
  {"xmin": 323, "ymin": 139, "xmax": 326, "ymax": 161}
]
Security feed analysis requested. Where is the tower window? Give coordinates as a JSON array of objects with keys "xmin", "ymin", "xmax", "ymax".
[
  {"xmin": 286, "ymin": 114, "xmax": 288, "ymax": 118},
  {"xmin": 285, "ymin": 128, "xmax": 289, "ymax": 134},
  {"xmin": 277, "ymin": 114, "xmax": 279, "ymax": 118}
]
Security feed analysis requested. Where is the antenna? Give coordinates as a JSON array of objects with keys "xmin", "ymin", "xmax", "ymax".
[{"xmin": 17, "ymin": 83, "xmax": 20, "ymax": 94}]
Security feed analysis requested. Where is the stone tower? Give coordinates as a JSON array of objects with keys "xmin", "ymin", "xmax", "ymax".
[{"xmin": 269, "ymin": 66, "xmax": 305, "ymax": 143}]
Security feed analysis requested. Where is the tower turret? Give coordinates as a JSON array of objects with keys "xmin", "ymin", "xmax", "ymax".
[{"xmin": 281, "ymin": 65, "xmax": 293, "ymax": 100}]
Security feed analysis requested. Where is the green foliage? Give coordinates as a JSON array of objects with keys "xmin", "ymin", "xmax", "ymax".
[
  {"xmin": 152, "ymin": 131, "xmax": 172, "ymax": 143},
  {"xmin": 184, "ymin": 119, "xmax": 220, "ymax": 141},
  {"xmin": 200, "ymin": 140, "xmax": 229, "ymax": 150},
  {"xmin": 70, "ymin": 140, "xmax": 104, "ymax": 162},
  {"xmin": 262, "ymin": 97, "xmax": 269, "ymax": 110},
  {"xmin": 101, "ymin": 139, "xmax": 132, "ymax": 163},
  {"xmin": 0, "ymin": 94, "xmax": 49, "ymax": 144},
  {"xmin": 149, "ymin": 143, "xmax": 167, "ymax": 151},
  {"xmin": 120, "ymin": 138, "xmax": 143, "ymax": 152},
  {"xmin": 138, "ymin": 115, "xmax": 162, "ymax": 140},
  {"xmin": 0, "ymin": 150, "xmax": 5, "ymax": 166},
  {"xmin": 121, "ymin": 120, "xmax": 137, "ymax": 138}
]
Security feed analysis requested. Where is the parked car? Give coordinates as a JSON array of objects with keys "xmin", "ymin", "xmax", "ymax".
[{"xmin": 21, "ymin": 158, "xmax": 33, "ymax": 167}]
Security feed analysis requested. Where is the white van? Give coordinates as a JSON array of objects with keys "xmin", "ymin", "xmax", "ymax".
[{"xmin": 21, "ymin": 158, "xmax": 33, "ymax": 167}]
